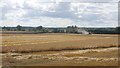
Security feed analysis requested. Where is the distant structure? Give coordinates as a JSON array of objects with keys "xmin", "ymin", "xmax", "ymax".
[{"xmin": 66, "ymin": 25, "xmax": 89, "ymax": 34}]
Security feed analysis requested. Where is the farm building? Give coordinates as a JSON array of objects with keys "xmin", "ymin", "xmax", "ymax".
[{"xmin": 66, "ymin": 26, "xmax": 89, "ymax": 34}]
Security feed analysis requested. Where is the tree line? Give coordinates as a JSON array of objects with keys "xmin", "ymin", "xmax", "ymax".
[{"xmin": 2, "ymin": 25, "xmax": 120, "ymax": 34}]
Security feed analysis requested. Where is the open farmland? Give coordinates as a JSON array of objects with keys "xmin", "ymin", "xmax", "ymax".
[
  {"xmin": 2, "ymin": 34, "xmax": 119, "ymax": 53},
  {"xmin": 1, "ymin": 33, "xmax": 119, "ymax": 66}
]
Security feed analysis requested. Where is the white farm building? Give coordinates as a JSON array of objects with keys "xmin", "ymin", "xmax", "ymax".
[{"xmin": 66, "ymin": 26, "xmax": 89, "ymax": 34}]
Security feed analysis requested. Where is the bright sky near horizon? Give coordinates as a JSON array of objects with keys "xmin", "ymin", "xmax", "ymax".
[{"xmin": 0, "ymin": 0, "xmax": 119, "ymax": 27}]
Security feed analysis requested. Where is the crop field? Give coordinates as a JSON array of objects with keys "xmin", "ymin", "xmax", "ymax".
[{"xmin": 1, "ymin": 33, "xmax": 119, "ymax": 66}]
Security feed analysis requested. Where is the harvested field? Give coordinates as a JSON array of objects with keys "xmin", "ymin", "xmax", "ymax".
[
  {"xmin": 2, "ymin": 47, "xmax": 118, "ymax": 66},
  {"xmin": 1, "ymin": 33, "xmax": 119, "ymax": 66},
  {"xmin": 1, "ymin": 34, "xmax": 119, "ymax": 53}
]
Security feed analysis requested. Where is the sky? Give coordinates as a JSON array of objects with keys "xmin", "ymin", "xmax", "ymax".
[{"xmin": 0, "ymin": 0, "xmax": 119, "ymax": 27}]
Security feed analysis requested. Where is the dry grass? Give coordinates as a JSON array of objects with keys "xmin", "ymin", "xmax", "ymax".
[
  {"xmin": 1, "ymin": 33, "xmax": 119, "ymax": 66},
  {"xmin": 1, "ymin": 33, "xmax": 119, "ymax": 53},
  {"xmin": 2, "ymin": 47, "xmax": 118, "ymax": 66}
]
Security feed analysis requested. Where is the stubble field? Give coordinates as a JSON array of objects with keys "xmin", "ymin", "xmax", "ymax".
[{"xmin": 1, "ymin": 33, "xmax": 119, "ymax": 66}]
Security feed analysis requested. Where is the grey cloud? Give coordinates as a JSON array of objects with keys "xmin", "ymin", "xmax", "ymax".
[
  {"xmin": 23, "ymin": 2, "xmax": 79, "ymax": 20},
  {"xmin": 55, "ymin": 2, "xmax": 71, "ymax": 11},
  {"xmin": 37, "ymin": 0, "xmax": 119, "ymax": 3},
  {"xmin": 1, "ymin": 0, "xmax": 118, "ymax": 27},
  {"xmin": 80, "ymin": 13, "xmax": 101, "ymax": 21}
]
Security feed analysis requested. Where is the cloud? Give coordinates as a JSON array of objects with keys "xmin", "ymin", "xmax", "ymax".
[
  {"xmin": 2, "ymin": 17, "xmax": 74, "ymax": 27},
  {"xmin": 0, "ymin": 0, "xmax": 118, "ymax": 27},
  {"xmin": 70, "ymin": 3, "xmax": 118, "ymax": 27}
]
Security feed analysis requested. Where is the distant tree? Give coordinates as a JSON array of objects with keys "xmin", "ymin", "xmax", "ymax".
[
  {"xmin": 43, "ymin": 29, "xmax": 48, "ymax": 33},
  {"xmin": 116, "ymin": 27, "xmax": 120, "ymax": 34},
  {"xmin": 72, "ymin": 25, "xmax": 74, "ymax": 28},
  {"xmin": 75, "ymin": 25, "xmax": 77, "ymax": 28},
  {"xmin": 36, "ymin": 26, "xmax": 43, "ymax": 31},
  {"xmin": 53, "ymin": 28, "xmax": 59, "ymax": 33},
  {"xmin": 32, "ymin": 28, "xmax": 37, "ymax": 32},
  {"xmin": 2, "ymin": 26, "xmax": 6, "ymax": 29},
  {"xmin": 16, "ymin": 25, "xmax": 22, "ymax": 31},
  {"xmin": 2, "ymin": 26, "xmax": 10, "ymax": 31},
  {"xmin": 14, "ymin": 29, "xmax": 17, "ymax": 31},
  {"xmin": 67, "ymin": 26, "xmax": 71, "ymax": 28}
]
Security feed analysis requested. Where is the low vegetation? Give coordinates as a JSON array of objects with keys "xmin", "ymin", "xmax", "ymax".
[
  {"xmin": 1, "ymin": 33, "xmax": 119, "ymax": 66},
  {"xmin": 2, "ymin": 34, "xmax": 119, "ymax": 53}
]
